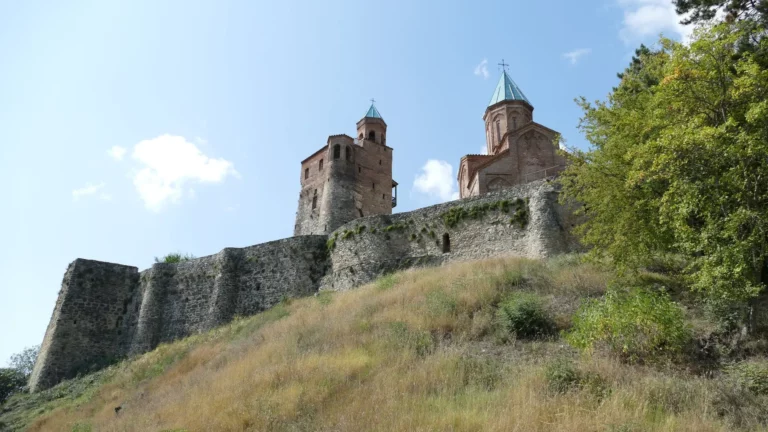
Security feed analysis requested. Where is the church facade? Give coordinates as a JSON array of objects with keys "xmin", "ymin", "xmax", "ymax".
[
  {"xmin": 458, "ymin": 70, "xmax": 566, "ymax": 198},
  {"xmin": 294, "ymin": 103, "xmax": 397, "ymax": 236}
]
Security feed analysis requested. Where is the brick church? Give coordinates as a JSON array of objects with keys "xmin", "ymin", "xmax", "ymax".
[
  {"xmin": 458, "ymin": 67, "xmax": 566, "ymax": 198},
  {"xmin": 293, "ymin": 65, "xmax": 565, "ymax": 235}
]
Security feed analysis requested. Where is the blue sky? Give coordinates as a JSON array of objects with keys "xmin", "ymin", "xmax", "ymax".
[{"xmin": 0, "ymin": 0, "xmax": 692, "ymax": 364}]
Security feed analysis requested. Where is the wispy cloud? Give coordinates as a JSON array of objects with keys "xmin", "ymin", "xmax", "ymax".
[
  {"xmin": 72, "ymin": 182, "xmax": 111, "ymax": 201},
  {"xmin": 563, "ymin": 48, "xmax": 592, "ymax": 65},
  {"xmin": 131, "ymin": 134, "xmax": 239, "ymax": 212},
  {"xmin": 474, "ymin": 59, "xmax": 489, "ymax": 79},
  {"xmin": 108, "ymin": 146, "xmax": 127, "ymax": 161},
  {"xmin": 617, "ymin": 0, "xmax": 692, "ymax": 44},
  {"xmin": 413, "ymin": 160, "xmax": 460, "ymax": 203}
]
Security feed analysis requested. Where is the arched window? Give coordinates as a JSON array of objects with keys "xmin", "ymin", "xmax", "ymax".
[
  {"xmin": 304, "ymin": 168, "xmax": 309, "ymax": 179},
  {"xmin": 442, "ymin": 233, "xmax": 451, "ymax": 253},
  {"xmin": 358, "ymin": 133, "xmax": 363, "ymax": 140},
  {"xmin": 319, "ymin": 159, "xmax": 323, "ymax": 171},
  {"xmin": 495, "ymin": 121, "xmax": 501, "ymax": 143},
  {"xmin": 333, "ymin": 144, "xmax": 341, "ymax": 159},
  {"xmin": 368, "ymin": 130, "xmax": 376, "ymax": 141},
  {"xmin": 345, "ymin": 146, "xmax": 351, "ymax": 161}
]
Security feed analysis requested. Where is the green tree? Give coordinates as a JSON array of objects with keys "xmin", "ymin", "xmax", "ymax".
[
  {"xmin": 9, "ymin": 345, "xmax": 38, "ymax": 377},
  {"xmin": 560, "ymin": 23, "xmax": 768, "ymax": 310},
  {"xmin": 674, "ymin": 0, "xmax": 768, "ymax": 25},
  {"xmin": 0, "ymin": 368, "xmax": 26, "ymax": 404}
]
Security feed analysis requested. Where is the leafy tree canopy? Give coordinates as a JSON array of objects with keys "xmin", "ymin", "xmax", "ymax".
[
  {"xmin": 559, "ymin": 22, "xmax": 768, "ymax": 304},
  {"xmin": 9, "ymin": 346, "xmax": 38, "ymax": 378},
  {"xmin": 0, "ymin": 369, "xmax": 25, "ymax": 405},
  {"xmin": 674, "ymin": 0, "xmax": 768, "ymax": 25}
]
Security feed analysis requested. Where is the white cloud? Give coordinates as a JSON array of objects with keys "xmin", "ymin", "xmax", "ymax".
[
  {"xmin": 479, "ymin": 145, "xmax": 487, "ymax": 155},
  {"xmin": 413, "ymin": 160, "xmax": 460, "ymax": 202},
  {"xmin": 563, "ymin": 48, "xmax": 592, "ymax": 65},
  {"xmin": 618, "ymin": 0, "xmax": 693, "ymax": 44},
  {"xmin": 131, "ymin": 134, "xmax": 239, "ymax": 212},
  {"xmin": 474, "ymin": 59, "xmax": 489, "ymax": 79},
  {"xmin": 108, "ymin": 146, "xmax": 127, "ymax": 161},
  {"xmin": 72, "ymin": 182, "xmax": 111, "ymax": 201}
]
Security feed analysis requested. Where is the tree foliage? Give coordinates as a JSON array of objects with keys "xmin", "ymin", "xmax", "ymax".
[
  {"xmin": 674, "ymin": 0, "xmax": 768, "ymax": 25},
  {"xmin": 560, "ymin": 23, "xmax": 768, "ymax": 304},
  {"xmin": 0, "ymin": 369, "xmax": 26, "ymax": 405},
  {"xmin": 9, "ymin": 345, "xmax": 38, "ymax": 377}
]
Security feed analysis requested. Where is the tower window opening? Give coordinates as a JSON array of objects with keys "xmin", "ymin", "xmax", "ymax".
[
  {"xmin": 442, "ymin": 233, "xmax": 451, "ymax": 253},
  {"xmin": 319, "ymin": 159, "xmax": 323, "ymax": 170},
  {"xmin": 358, "ymin": 166, "xmax": 361, "ymax": 173},
  {"xmin": 368, "ymin": 130, "xmax": 376, "ymax": 141},
  {"xmin": 382, "ymin": 193, "xmax": 385, "ymax": 199},
  {"xmin": 304, "ymin": 168, "xmax": 309, "ymax": 179},
  {"xmin": 333, "ymin": 144, "xmax": 341, "ymax": 159},
  {"xmin": 358, "ymin": 208, "xmax": 364, "ymax": 217},
  {"xmin": 312, "ymin": 196, "xmax": 317, "ymax": 210},
  {"xmin": 345, "ymin": 146, "xmax": 351, "ymax": 161},
  {"xmin": 372, "ymin": 182, "xmax": 375, "ymax": 190},
  {"xmin": 379, "ymin": 159, "xmax": 382, "ymax": 165},
  {"xmin": 496, "ymin": 121, "xmax": 501, "ymax": 143}
]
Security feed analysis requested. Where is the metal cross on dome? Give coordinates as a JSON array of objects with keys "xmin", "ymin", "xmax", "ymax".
[{"xmin": 498, "ymin": 59, "xmax": 509, "ymax": 72}]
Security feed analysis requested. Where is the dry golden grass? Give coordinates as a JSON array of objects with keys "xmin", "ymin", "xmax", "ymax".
[{"xmin": 21, "ymin": 257, "xmax": 747, "ymax": 431}]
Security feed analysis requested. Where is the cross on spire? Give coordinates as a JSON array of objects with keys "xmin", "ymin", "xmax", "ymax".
[
  {"xmin": 498, "ymin": 59, "xmax": 509, "ymax": 72},
  {"xmin": 370, "ymin": 98, "xmax": 376, "ymax": 104}
]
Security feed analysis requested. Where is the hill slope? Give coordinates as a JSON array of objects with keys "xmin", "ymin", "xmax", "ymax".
[{"xmin": 2, "ymin": 256, "xmax": 765, "ymax": 431}]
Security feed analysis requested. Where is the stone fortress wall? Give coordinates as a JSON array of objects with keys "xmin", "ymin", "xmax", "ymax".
[{"xmin": 30, "ymin": 180, "xmax": 578, "ymax": 392}]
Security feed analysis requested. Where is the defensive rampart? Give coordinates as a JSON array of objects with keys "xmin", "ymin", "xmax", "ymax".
[{"xmin": 30, "ymin": 180, "xmax": 578, "ymax": 391}]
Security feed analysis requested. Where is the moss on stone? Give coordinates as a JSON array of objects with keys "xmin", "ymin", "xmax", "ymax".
[{"xmin": 442, "ymin": 198, "xmax": 528, "ymax": 229}]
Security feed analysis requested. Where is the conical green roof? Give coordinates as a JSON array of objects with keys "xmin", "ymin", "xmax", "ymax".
[
  {"xmin": 364, "ymin": 103, "xmax": 383, "ymax": 120},
  {"xmin": 488, "ymin": 71, "xmax": 530, "ymax": 106}
]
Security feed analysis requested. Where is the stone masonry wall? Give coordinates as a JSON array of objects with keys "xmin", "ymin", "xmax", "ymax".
[
  {"xmin": 321, "ymin": 180, "xmax": 579, "ymax": 291},
  {"xmin": 30, "ymin": 235, "xmax": 327, "ymax": 391},
  {"xmin": 29, "ymin": 260, "xmax": 140, "ymax": 392},
  {"xmin": 31, "ymin": 180, "xmax": 577, "ymax": 391}
]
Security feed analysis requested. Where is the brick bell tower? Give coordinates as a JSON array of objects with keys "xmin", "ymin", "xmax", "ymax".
[{"xmin": 294, "ymin": 101, "xmax": 397, "ymax": 236}]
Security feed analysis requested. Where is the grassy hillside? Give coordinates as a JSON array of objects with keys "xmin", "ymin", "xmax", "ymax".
[{"xmin": 2, "ymin": 256, "xmax": 767, "ymax": 431}]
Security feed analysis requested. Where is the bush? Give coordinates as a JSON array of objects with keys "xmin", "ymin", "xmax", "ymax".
[
  {"xmin": 712, "ymin": 378, "xmax": 768, "ymax": 429},
  {"xmin": 544, "ymin": 359, "xmax": 581, "ymax": 393},
  {"xmin": 566, "ymin": 288, "xmax": 690, "ymax": 363},
  {"xmin": 544, "ymin": 359, "xmax": 608, "ymax": 398},
  {"xmin": 496, "ymin": 292, "xmax": 555, "ymax": 340},
  {"xmin": 0, "ymin": 368, "xmax": 26, "ymax": 405},
  {"xmin": 724, "ymin": 361, "xmax": 768, "ymax": 395},
  {"xmin": 155, "ymin": 253, "xmax": 195, "ymax": 264}
]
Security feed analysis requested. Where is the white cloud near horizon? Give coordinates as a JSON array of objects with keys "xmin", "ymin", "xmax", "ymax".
[
  {"xmin": 618, "ymin": 0, "xmax": 693, "ymax": 44},
  {"xmin": 131, "ymin": 134, "xmax": 239, "ymax": 212},
  {"xmin": 108, "ymin": 146, "xmax": 127, "ymax": 161},
  {"xmin": 474, "ymin": 59, "xmax": 489, "ymax": 79},
  {"xmin": 72, "ymin": 182, "xmax": 112, "ymax": 201},
  {"xmin": 563, "ymin": 48, "xmax": 592, "ymax": 65},
  {"xmin": 413, "ymin": 160, "xmax": 460, "ymax": 202}
]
